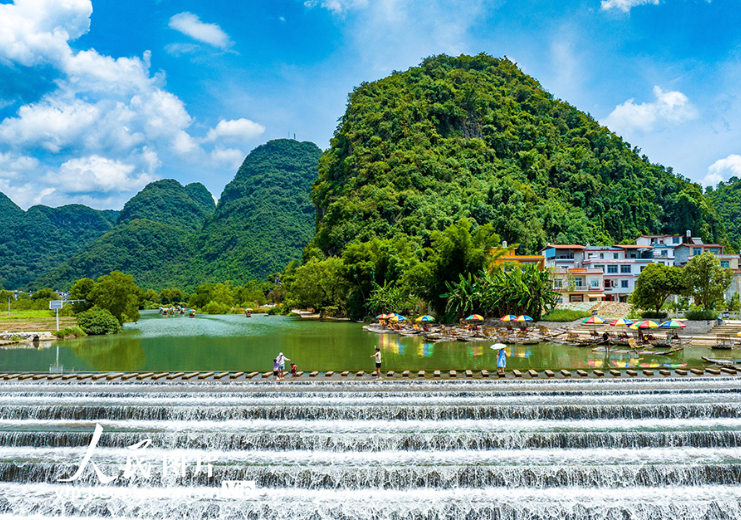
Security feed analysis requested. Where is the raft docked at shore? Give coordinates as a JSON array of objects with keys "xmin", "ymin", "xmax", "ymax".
[{"xmin": 363, "ymin": 323, "xmax": 546, "ymax": 344}]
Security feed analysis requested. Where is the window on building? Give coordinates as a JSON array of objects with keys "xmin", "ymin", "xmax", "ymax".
[
  {"xmin": 673, "ymin": 237, "xmax": 680, "ymax": 244},
  {"xmin": 613, "ymin": 253, "xmax": 619, "ymax": 259},
  {"xmin": 629, "ymin": 253, "xmax": 636, "ymax": 259},
  {"xmin": 693, "ymin": 248, "xmax": 701, "ymax": 256},
  {"xmin": 554, "ymin": 279, "xmax": 563, "ymax": 288},
  {"xmin": 709, "ymin": 248, "xmax": 719, "ymax": 254},
  {"xmin": 594, "ymin": 265, "xmax": 604, "ymax": 272},
  {"xmin": 621, "ymin": 280, "xmax": 629, "ymax": 288},
  {"xmin": 590, "ymin": 279, "xmax": 599, "ymax": 287},
  {"xmin": 607, "ymin": 265, "xmax": 618, "ymax": 273},
  {"xmin": 721, "ymin": 261, "xmax": 730, "ymax": 268},
  {"xmin": 599, "ymin": 253, "xmax": 604, "ymax": 259},
  {"xmin": 640, "ymin": 266, "xmax": 646, "ymax": 272},
  {"xmin": 620, "ymin": 265, "xmax": 631, "ymax": 274},
  {"xmin": 661, "ymin": 250, "xmax": 668, "ymax": 256},
  {"xmin": 573, "ymin": 278, "xmax": 583, "ymax": 287}
]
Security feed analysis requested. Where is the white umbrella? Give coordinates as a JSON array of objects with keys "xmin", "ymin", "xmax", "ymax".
[{"xmin": 490, "ymin": 343, "xmax": 507, "ymax": 351}]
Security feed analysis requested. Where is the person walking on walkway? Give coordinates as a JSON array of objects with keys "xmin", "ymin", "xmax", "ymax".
[
  {"xmin": 497, "ymin": 347, "xmax": 508, "ymax": 377},
  {"xmin": 371, "ymin": 347, "xmax": 381, "ymax": 378},
  {"xmin": 277, "ymin": 352, "xmax": 290, "ymax": 380}
]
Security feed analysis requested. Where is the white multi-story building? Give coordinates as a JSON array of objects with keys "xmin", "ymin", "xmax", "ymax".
[
  {"xmin": 575, "ymin": 245, "xmax": 655, "ymax": 302},
  {"xmin": 542, "ymin": 244, "xmax": 585, "ymax": 270},
  {"xmin": 542, "ymin": 234, "xmax": 735, "ymax": 303},
  {"xmin": 550, "ymin": 267, "xmax": 605, "ymax": 303},
  {"xmin": 674, "ymin": 242, "xmax": 725, "ymax": 267},
  {"xmin": 634, "ymin": 235, "xmax": 683, "ymax": 266}
]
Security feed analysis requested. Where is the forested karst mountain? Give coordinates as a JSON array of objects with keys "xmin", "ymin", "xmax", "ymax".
[
  {"xmin": 196, "ymin": 139, "xmax": 322, "ymax": 282},
  {"xmin": 116, "ymin": 179, "xmax": 215, "ymax": 231},
  {"xmin": 310, "ymin": 53, "xmax": 725, "ymax": 256},
  {"xmin": 27, "ymin": 139, "xmax": 321, "ymax": 290},
  {"xmin": 0, "ymin": 194, "xmax": 118, "ymax": 288},
  {"xmin": 707, "ymin": 177, "xmax": 741, "ymax": 251},
  {"xmin": 34, "ymin": 180, "xmax": 215, "ymax": 289}
]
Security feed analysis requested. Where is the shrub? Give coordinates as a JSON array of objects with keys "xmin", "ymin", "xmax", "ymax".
[
  {"xmin": 77, "ymin": 307, "xmax": 121, "ymax": 335},
  {"xmin": 53, "ymin": 326, "xmax": 88, "ymax": 339},
  {"xmin": 540, "ymin": 309, "xmax": 592, "ymax": 322},
  {"xmin": 640, "ymin": 311, "xmax": 668, "ymax": 319},
  {"xmin": 203, "ymin": 301, "xmax": 230, "ymax": 314},
  {"xmin": 684, "ymin": 309, "xmax": 719, "ymax": 321}
]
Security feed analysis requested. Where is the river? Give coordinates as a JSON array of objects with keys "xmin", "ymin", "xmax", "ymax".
[{"xmin": 0, "ymin": 310, "xmax": 733, "ymax": 373}]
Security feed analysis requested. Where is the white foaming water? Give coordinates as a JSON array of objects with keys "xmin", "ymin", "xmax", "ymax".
[{"xmin": 1, "ymin": 380, "xmax": 741, "ymax": 518}]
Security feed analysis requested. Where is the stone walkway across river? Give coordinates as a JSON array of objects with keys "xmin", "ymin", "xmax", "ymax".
[{"xmin": 0, "ymin": 366, "xmax": 736, "ymax": 383}]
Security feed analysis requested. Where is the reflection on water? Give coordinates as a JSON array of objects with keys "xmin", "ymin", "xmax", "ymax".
[
  {"xmin": 0, "ymin": 310, "xmax": 734, "ymax": 372},
  {"xmin": 70, "ymin": 337, "xmax": 145, "ymax": 372}
]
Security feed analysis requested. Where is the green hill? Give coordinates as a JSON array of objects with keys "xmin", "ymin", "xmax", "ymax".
[
  {"xmin": 117, "ymin": 179, "xmax": 214, "ymax": 231},
  {"xmin": 0, "ymin": 195, "xmax": 118, "ymax": 289},
  {"xmin": 34, "ymin": 180, "xmax": 215, "ymax": 290},
  {"xmin": 31, "ymin": 140, "xmax": 321, "ymax": 290},
  {"xmin": 707, "ymin": 177, "xmax": 741, "ymax": 252},
  {"xmin": 195, "ymin": 139, "xmax": 322, "ymax": 282},
  {"xmin": 311, "ymin": 53, "xmax": 725, "ymax": 256}
]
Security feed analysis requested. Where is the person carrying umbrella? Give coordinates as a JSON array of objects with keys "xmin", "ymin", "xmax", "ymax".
[{"xmin": 491, "ymin": 344, "xmax": 508, "ymax": 377}]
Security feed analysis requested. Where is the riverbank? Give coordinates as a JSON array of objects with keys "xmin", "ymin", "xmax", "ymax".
[{"xmin": 0, "ymin": 310, "xmax": 75, "ymax": 333}]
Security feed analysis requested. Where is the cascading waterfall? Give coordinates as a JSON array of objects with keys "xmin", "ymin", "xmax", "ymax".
[{"xmin": 1, "ymin": 378, "xmax": 741, "ymax": 519}]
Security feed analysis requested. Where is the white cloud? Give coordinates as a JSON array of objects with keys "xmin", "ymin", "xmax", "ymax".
[
  {"xmin": 0, "ymin": 0, "xmax": 91, "ymax": 67},
  {"xmin": 0, "ymin": 0, "xmax": 263, "ymax": 208},
  {"xmin": 303, "ymin": 0, "xmax": 368, "ymax": 14},
  {"xmin": 211, "ymin": 147, "xmax": 245, "ymax": 169},
  {"xmin": 164, "ymin": 43, "xmax": 200, "ymax": 56},
  {"xmin": 168, "ymin": 12, "xmax": 233, "ymax": 49},
  {"xmin": 47, "ymin": 155, "xmax": 155, "ymax": 194},
  {"xmin": 600, "ymin": 0, "xmax": 659, "ymax": 12},
  {"xmin": 602, "ymin": 86, "xmax": 698, "ymax": 135},
  {"xmin": 0, "ymin": 152, "xmax": 38, "ymax": 179},
  {"xmin": 203, "ymin": 118, "xmax": 265, "ymax": 142},
  {"xmin": 304, "ymin": 0, "xmax": 489, "ymax": 74},
  {"xmin": 703, "ymin": 154, "xmax": 741, "ymax": 187}
]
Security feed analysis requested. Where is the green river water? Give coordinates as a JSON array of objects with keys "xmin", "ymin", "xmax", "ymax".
[{"xmin": 0, "ymin": 310, "xmax": 730, "ymax": 373}]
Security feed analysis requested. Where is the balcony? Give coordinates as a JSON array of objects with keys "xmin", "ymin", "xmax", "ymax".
[{"xmin": 556, "ymin": 286, "xmax": 604, "ymax": 293}]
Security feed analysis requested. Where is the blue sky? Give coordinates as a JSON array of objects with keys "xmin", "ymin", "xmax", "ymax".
[{"xmin": 0, "ymin": 0, "xmax": 740, "ymax": 209}]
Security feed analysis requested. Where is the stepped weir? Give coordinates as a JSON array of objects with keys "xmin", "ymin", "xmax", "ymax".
[{"xmin": 1, "ymin": 378, "xmax": 741, "ymax": 519}]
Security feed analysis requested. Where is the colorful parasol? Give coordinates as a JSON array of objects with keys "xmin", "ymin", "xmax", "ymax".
[
  {"xmin": 514, "ymin": 315, "xmax": 533, "ymax": 322},
  {"xmin": 465, "ymin": 314, "xmax": 485, "ymax": 321},
  {"xmin": 416, "ymin": 315, "xmax": 435, "ymax": 322},
  {"xmin": 630, "ymin": 320, "xmax": 660, "ymax": 329},
  {"xmin": 659, "ymin": 319, "xmax": 686, "ymax": 328},
  {"xmin": 500, "ymin": 315, "xmax": 518, "ymax": 322},
  {"xmin": 582, "ymin": 316, "xmax": 606, "ymax": 324},
  {"xmin": 609, "ymin": 318, "xmax": 633, "ymax": 326}
]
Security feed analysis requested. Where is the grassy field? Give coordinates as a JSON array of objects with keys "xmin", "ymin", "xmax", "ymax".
[{"xmin": 0, "ymin": 310, "xmax": 76, "ymax": 332}]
